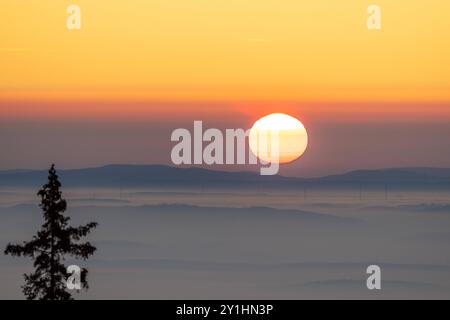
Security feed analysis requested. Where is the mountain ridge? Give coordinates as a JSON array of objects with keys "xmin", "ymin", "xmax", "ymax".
[{"xmin": 1, "ymin": 164, "xmax": 450, "ymax": 188}]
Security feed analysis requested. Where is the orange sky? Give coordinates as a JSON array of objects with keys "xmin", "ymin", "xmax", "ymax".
[{"xmin": 1, "ymin": 1, "xmax": 450, "ymax": 120}]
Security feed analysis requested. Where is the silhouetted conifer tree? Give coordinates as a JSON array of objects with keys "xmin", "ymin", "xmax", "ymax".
[{"xmin": 4, "ymin": 164, "xmax": 98, "ymax": 300}]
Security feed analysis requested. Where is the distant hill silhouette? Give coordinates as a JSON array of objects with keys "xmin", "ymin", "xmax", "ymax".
[{"xmin": 1, "ymin": 165, "xmax": 450, "ymax": 188}]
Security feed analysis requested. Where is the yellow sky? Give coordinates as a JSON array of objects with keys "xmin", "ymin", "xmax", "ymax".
[{"xmin": 1, "ymin": 0, "xmax": 450, "ymax": 105}]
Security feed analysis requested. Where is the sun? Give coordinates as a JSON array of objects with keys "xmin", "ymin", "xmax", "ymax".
[{"xmin": 249, "ymin": 113, "xmax": 308, "ymax": 164}]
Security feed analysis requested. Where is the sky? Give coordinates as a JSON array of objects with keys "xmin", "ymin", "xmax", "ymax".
[{"xmin": 1, "ymin": 1, "xmax": 450, "ymax": 176}]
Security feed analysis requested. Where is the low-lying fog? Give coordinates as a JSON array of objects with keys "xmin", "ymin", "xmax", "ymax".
[{"xmin": 1, "ymin": 187, "xmax": 449, "ymax": 299}]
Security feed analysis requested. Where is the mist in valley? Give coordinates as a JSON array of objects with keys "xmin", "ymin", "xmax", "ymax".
[{"xmin": 1, "ymin": 185, "xmax": 449, "ymax": 299}]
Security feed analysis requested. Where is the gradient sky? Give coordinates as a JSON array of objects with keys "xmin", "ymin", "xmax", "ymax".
[{"xmin": 1, "ymin": 1, "xmax": 450, "ymax": 176}]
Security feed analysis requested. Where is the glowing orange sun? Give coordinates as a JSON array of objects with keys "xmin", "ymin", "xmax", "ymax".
[{"xmin": 249, "ymin": 113, "xmax": 308, "ymax": 164}]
